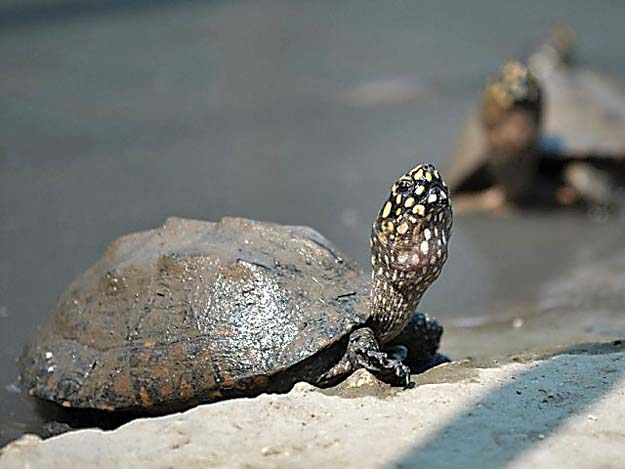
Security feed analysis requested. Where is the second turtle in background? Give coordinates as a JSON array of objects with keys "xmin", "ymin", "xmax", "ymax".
[{"xmin": 447, "ymin": 30, "xmax": 625, "ymax": 213}]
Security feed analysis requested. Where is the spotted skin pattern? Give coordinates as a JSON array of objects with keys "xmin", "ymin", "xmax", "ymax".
[
  {"xmin": 481, "ymin": 61, "xmax": 542, "ymax": 126},
  {"xmin": 369, "ymin": 163, "xmax": 453, "ymax": 342}
]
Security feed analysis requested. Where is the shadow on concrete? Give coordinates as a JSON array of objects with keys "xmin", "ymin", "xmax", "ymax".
[
  {"xmin": 395, "ymin": 341, "xmax": 625, "ymax": 469},
  {"xmin": 0, "ymin": 0, "xmax": 206, "ymax": 30}
]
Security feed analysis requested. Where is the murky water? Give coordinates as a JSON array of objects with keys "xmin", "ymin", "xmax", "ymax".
[{"xmin": 2, "ymin": 0, "xmax": 625, "ymax": 446}]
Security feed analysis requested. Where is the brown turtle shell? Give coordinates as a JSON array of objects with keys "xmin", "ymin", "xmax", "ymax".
[
  {"xmin": 19, "ymin": 217, "xmax": 369, "ymax": 412},
  {"xmin": 447, "ymin": 64, "xmax": 625, "ymax": 193}
]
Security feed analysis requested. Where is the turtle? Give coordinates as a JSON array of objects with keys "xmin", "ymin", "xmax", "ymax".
[
  {"xmin": 19, "ymin": 163, "xmax": 453, "ymax": 413},
  {"xmin": 447, "ymin": 28, "xmax": 625, "ymax": 213}
]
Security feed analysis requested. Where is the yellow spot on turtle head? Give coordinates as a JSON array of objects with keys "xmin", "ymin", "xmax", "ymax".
[
  {"xmin": 414, "ymin": 169, "xmax": 424, "ymax": 180},
  {"xmin": 404, "ymin": 197, "xmax": 415, "ymax": 208},
  {"xmin": 504, "ymin": 62, "xmax": 525, "ymax": 82},
  {"xmin": 412, "ymin": 204, "xmax": 425, "ymax": 216},
  {"xmin": 434, "ymin": 170, "xmax": 440, "ymax": 179},
  {"xmin": 395, "ymin": 194, "xmax": 402, "ymax": 204},
  {"xmin": 382, "ymin": 220, "xmax": 395, "ymax": 232},
  {"xmin": 416, "ymin": 185, "xmax": 425, "ymax": 196},
  {"xmin": 395, "ymin": 208, "xmax": 402, "ymax": 216},
  {"xmin": 425, "ymin": 172, "xmax": 432, "ymax": 182},
  {"xmin": 397, "ymin": 222, "xmax": 409, "ymax": 234},
  {"xmin": 382, "ymin": 201, "xmax": 392, "ymax": 218}
]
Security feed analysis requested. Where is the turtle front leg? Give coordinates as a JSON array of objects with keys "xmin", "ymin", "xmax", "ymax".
[
  {"xmin": 318, "ymin": 327, "xmax": 410, "ymax": 387},
  {"xmin": 561, "ymin": 162, "xmax": 615, "ymax": 208},
  {"xmin": 383, "ymin": 312, "xmax": 449, "ymax": 374}
]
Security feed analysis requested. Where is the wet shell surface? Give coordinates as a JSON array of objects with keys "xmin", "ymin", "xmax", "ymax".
[{"xmin": 19, "ymin": 217, "xmax": 369, "ymax": 412}]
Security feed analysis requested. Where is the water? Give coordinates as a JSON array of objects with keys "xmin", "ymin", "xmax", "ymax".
[{"xmin": 2, "ymin": 0, "xmax": 625, "ymax": 447}]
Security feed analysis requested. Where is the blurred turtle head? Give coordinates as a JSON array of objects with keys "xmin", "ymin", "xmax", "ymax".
[
  {"xmin": 482, "ymin": 61, "xmax": 542, "ymax": 126},
  {"xmin": 480, "ymin": 62, "xmax": 543, "ymax": 200}
]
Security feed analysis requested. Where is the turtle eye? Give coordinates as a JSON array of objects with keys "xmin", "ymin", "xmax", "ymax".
[{"xmin": 396, "ymin": 179, "xmax": 413, "ymax": 194}]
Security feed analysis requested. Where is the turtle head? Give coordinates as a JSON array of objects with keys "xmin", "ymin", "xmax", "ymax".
[
  {"xmin": 481, "ymin": 62, "xmax": 543, "ymax": 201},
  {"xmin": 371, "ymin": 163, "xmax": 452, "ymax": 276},
  {"xmin": 369, "ymin": 162, "xmax": 452, "ymax": 341},
  {"xmin": 482, "ymin": 61, "xmax": 542, "ymax": 128},
  {"xmin": 481, "ymin": 62, "xmax": 543, "ymax": 153}
]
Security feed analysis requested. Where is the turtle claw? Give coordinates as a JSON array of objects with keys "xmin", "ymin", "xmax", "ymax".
[
  {"xmin": 348, "ymin": 328, "xmax": 412, "ymax": 387},
  {"xmin": 387, "ymin": 360, "xmax": 411, "ymax": 388},
  {"xmin": 402, "ymin": 365, "xmax": 412, "ymax": 388},
  {"xmin": 387, "ymin": 359, "xmax": 411, "ymax": 388}
]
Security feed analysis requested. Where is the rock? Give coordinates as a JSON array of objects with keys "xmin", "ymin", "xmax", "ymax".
[
  {"xmin": 289, "ymin": 381, "xmax": 319, "ymax": 395},
  {"xmin": 1, "ymin": 345, "xmax": 625, "ymax": 468},
  {"xmin": 322, "ymin": 369, "xmax": 396, "ymax": 399},
  {"xmin": 340, "ymin": 369, "xmax": 382, "ymax": 388}
]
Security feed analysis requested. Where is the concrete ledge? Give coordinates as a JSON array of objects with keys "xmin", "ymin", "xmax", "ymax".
[{"xmin": 1, "ymin": 345, "xmax": 624, "ymax": 469}]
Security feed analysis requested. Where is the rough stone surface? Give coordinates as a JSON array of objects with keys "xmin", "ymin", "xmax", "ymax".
[{"xmin": 2, "ymin": 345, "xmax": 624, "ymax": 468}]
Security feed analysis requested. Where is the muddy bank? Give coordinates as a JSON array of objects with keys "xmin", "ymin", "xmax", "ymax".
[
  {"xmin": 441, "ymin": 247, "xmax": 625, "ymax": 360},
  {"xmin": 2, "ymin": 342, "xmax": 624, "ymax": 468}
]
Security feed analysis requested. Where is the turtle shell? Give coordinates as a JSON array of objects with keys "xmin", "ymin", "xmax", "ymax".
[
  {"xmin": 447, "ymin": 64, "xmax": 625, "ymax": 193},
  {"xmin": 19, "ymin": 217, "xmax": 369, "ymax": 412}
]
